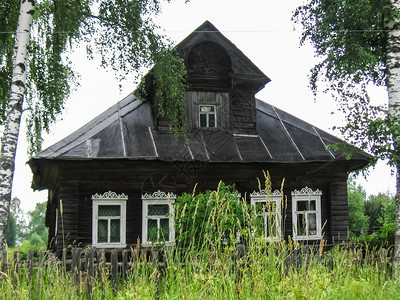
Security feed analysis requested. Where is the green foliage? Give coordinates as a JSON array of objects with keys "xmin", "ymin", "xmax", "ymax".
[
  {"xmin": 365, "ymin": 193, "xmax": 388, "ymax": 232},
  {"xmin": 7, "ymin": 197, "xmax": 26, "ymax": 245},
  {"xmin": 347, "ymin": 180, "xmax": 369, "ymax": 237},
  {"xmin": 174, "ymin": 182, "xmax": 244, "ymax": 251},
  {"xmin": 381, "ymin": 195, "xmax": 396, "ymax": 224},
  {"xmin": 293, "ymin": 0, "xmax": 393, "ymax": 91},
  {"xmin": 359, "ymin": 222, "xmax": 396, "ymax": 248},
  {"xmin": 0, "ymin": 0, "xmax": 19, "ymax": 119},
  {"xmin": 293, "ymin": 1, "xmax": 400, "ymax": 166},
  {"xmin": 1, "ymin": 241, "xmax": 399, "ymax": 298},
  {"xmin": 1, "ymin": 0, "xmax": 187, "ymax": 155},
  {"xmin": 152, "ymin": 49, "xmax": 188, "ymax": 138},
  {"xmin": 25, "ymin": 201, "xmax": 48, "ymax": 245},
  {"xmin": 347, "ymin": 178, "xmax": 396, "ymax": 249},
  {"xmin": 5, "ymin": 212, "xmax": 16, "ymax": 247}
]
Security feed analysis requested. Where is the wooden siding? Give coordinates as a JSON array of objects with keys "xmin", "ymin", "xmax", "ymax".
[
  {"xmin": 329, "ymin": 181, "xmax": 350, "ymax": 243},
  {"xmin": 230, "ymin": 89, "xmax": 256, "ymax": 134},
  {"xmin": 185, "ymin": 91, "xmax": 230, "ymax": 131},
  {"xmin": 47, "ymin": 160, "xmax": 351, "ymax": 252}
]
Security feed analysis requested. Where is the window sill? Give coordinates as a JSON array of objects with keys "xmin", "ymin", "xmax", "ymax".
[
  {"xmin": 142, "ymin": 241, "xmax": 175, "ymax": 247},
  {"xmin": 292, "ymin": 236, "xmax": 322, "ymax": 241},
  {"xmin": 92, "ymin": 243, "xmax": 127, "ymax": 249}
]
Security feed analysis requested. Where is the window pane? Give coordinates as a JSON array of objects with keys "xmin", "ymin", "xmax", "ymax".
[
  {"xmin": 297, "ymin": 200, "xmax": 315, "ymax": 211},
  {"xmin": 200, "ymin": 105, "xmax": 214, "ymax": 112},
  {"xmin": 209, "ymin": 114, "xmax": 215, "ymax": 127},
  {"xmin": 148, "ymin": 204, "xmax": 169, "ymax": 216},
  {"xmin": 200, "ymin": 114, "xmax": 207, "ymax": 127},
  {"xmin": 308, "ymin": 213, "xmax": 317, "ymax": 236},
  {"xmin": 99, "ymin": 205, "xmax": 120, "ymax": 217},
  {"xmin": 297, "ymin": 213, "xmax": 306, "ymax": 236},
  {"xmin": 98, "ymin": 220, "xmax": 108, "ymax": 243},
  {"xmin": 110, "ymin": 219, "xmax": 120, "ymax": 243},
  {"xmin": 160, "ymin": 218, "xmax": 170, "ymax": 241},
  {"xmin": 148, "ymin": 219, "xmax": 158, "ymax": 241}
]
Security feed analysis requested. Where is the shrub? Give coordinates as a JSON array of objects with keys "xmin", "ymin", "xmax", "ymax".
[
  {"xmin": 358, "ymin": 222, "xmax": 395, "ymax": 249},
  {"xmin": 174, "ymin": 181, "xmax": 244, "ymax": 251}
]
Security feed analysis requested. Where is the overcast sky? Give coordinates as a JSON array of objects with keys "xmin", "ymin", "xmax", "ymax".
[{"xmin": 12, "ymin": 0, "xmax": 395, "ymax": 212}]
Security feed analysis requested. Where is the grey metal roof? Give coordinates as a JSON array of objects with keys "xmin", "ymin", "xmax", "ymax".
[{"xmin": 32, "ymin": 93, "xmax": 370, "ymax": 166}]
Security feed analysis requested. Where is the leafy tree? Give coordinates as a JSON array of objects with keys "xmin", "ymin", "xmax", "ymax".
[
  {"xmin": 365, "ymin": 193, "xmax": 392, "ymax": 233},
  {"xmin": 348, "ymin": 180, "xmax": 369, "ymax": 237},
  {"xmin": 381, "ymin": 195, "xmax": 396, "ymax": 225},
  {"xmin": 25, "ymin": 201, "xmax": 48, "ymax": 244},
  {"xmin": 0, "ymin": 0, "xmax": 188, "ymax": 249},
  {"xmin": 5, "ymin": 212, "xmax": 16, "ymax": 247},
  {"xmin": 9, "ymin": 197, "xmax": 26, "ymax": 244},
  {"xmin": 293, "ymin": 0, "xmax": 400, "ymax": 266}
]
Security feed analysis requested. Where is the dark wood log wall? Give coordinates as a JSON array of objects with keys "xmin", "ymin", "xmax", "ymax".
[
  {"xmin": 49, "ymin": 161, "xmax": 350, "ymax": 253},
  {"xmin": 230, "ymin": 89, "xmax": 256, "ymax": 134}
]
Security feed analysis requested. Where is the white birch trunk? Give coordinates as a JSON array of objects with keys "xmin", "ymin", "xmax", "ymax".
[
  {"xmin": 387, "ymin": 0, "xmax": 400, "ymax": 270},
  {"xmin": 0, "ymin": 0, "xmax": 34, "ymax": 249}
]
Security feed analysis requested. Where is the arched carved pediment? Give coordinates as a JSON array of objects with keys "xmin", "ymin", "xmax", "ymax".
[{"xmin": 187, "ymin": 41, "xmax": 231, "ymax": 76}]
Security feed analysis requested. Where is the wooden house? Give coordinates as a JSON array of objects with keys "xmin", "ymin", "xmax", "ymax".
[{"xmin": 29, "ymin": 21, "xmax": 370, "ymax": 254}]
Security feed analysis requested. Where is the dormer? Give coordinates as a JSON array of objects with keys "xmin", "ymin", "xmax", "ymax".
[{"xmin": 147, "ymin": 21, "xmax": 270, "ymax": 134}]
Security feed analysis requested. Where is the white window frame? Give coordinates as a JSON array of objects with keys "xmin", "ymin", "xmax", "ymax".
[
  {"xmin": 199, "ymin": 104, "xmax": 217, "ymax": 128},
  {"xmin": 291, "ymin": 187, "xmax": 322, "ymax": 240},
  {"xmin": 92, "ymin": 191, "xmax": 127, "ymax": 248},
  {"xmin": 250, "ymin": 189, "xmax": 282, "ymax": 241},
  {"xmin": 142, "ymin": 190, "xmax": 176, "ymax": 246}
]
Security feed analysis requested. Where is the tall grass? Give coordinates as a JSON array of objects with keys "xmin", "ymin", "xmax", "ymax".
[{"xmin": 1, "ymin": 178, "xmax": 399, "ymax": 299}]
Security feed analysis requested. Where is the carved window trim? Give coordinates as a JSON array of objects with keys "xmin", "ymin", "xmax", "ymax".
[
  {"xmin": 142, "ymin": 190, "xmax": 176, "ymax": 246},
  {"xmin": 291, "ymin": 187, "xmax": 322, "ymax": 240},
  {"xmin": 92, "ymin": 191, "xmax": 127, "ymax": 248},
  {"xmin": 250, "ymin": 189, "xmax": 282, "ymax": 241}
]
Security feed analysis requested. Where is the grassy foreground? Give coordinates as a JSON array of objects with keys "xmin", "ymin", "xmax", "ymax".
[
  {"xmin": 1, "ymin": 241, "xmax": 399, "ymax": 299},
  {"xmin": 2, "ymin": 180, "xmax": 399, "ymax": 299}
]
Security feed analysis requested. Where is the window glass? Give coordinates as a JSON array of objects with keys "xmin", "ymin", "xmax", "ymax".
[
  {"xmin": 98, "ymin": 205, "xmax": 120, "ymax": 217},
  {"xmin": 297, "ymin": 200, "xmax": 315, "ymax": 211},
  {"xmin": 148, "ymin": 204, "xmax": 169, "ymax": 216},
  {"xmin": 148, "ymin": 219, "xmax": 158, "ymax": 241},
  {"xmin": 297, "ymin": 213, "xmax": 306, "ymax": 236},
  {"xmin": 110, "ymin": 219, "xmax": 121, "ymax": 243},
  {"xmin": 98, "ymin": 220, "xmax": 108, "ymax": 243},
  {"xmin": 200, "ymin": 114, "xmax": 207, "ymax": 127},
  {"xmin": 160, "ymin": 218, "xmax": 170, "ymax": 241},
  {"xmin": 308, "ymin": 213, "xmax": 317, "ymax": 236},
  {"xmin": 199, "ymin": 105, "xmax": 216, "ymax": 128}
]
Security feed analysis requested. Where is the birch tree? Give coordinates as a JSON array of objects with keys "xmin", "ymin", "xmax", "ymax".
[
  {"xmin": 0, "ymin": 0, "xmax": 34, "ymax": 249},
  {"xmin": 0, "ymin": 0, "xmax": 187, "ymax": 249},
  {"xmin": 293, "ymin": 0, "xmax": 400, "ymax": 267}
]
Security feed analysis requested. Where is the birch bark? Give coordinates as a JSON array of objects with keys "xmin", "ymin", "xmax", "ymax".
[
  {"xmin": 387, "ymin": 0, "xmax": 400, "ymax": 269},
  {"xmin": 0, "ymin": 0, "xmax": 34, "ymax": 249}
]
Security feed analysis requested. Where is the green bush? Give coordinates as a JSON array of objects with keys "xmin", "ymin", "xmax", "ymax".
[
  {"xmin": 174, "ymin": 182, "xmax": 244, "ymax": 251},
  {"xmin": 358, "ymin": 222, "xmax": 395, "ymax": 249}
]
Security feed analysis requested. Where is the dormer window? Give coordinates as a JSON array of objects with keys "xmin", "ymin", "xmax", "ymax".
[{"xmin": 199, "ymin": 105, "xmax": 216, "ymax": 128}]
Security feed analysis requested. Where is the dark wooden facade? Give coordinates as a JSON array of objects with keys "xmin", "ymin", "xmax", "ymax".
[{"xmin": 29, "ymin": 21, "xmax": 370, "ymax": 254}]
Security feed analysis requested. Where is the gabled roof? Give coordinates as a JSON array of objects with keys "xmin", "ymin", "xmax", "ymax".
[
  {"xmin": 176, "ymin": 21, "xmax": 270, "ymax": 91},
  {"xmin": 31, "ymin": 92, "xmax": 369, "ymax": 168}
]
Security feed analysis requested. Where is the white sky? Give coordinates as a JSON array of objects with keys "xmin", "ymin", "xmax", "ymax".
[{"xmin": 12, "ymin": 0, "xmax": 396, "ymax": 212}]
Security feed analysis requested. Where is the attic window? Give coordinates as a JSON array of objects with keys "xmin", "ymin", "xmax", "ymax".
[{"xmin": 199, "ymin": 105, "xmax": 216, "ymax": 128}]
